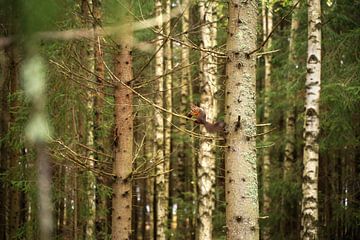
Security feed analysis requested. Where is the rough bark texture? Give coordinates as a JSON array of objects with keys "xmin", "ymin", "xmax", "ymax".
[
  {"xmin": 225, "ymin": 0, "xmax": 259, "ymax": 239},
  {"xmin": 301, "ymin": 0, "xmax": 321, "ymax": 239},
  {"xmin": 261, "ymin": 1, "xmax": 272, "ymax": 239},
  {"xmin": 112, "ymin": 37, "xmax": 133, "ymax": 240},
  {"xmin": 154, "ymin": 1, "xmax": 167, "ymax": 239},
  {"xmin": 198, "ymin": 1, "xmax": 218, "ymax": 239}
]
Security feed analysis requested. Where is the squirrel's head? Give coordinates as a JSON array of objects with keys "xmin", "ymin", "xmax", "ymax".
[{"xmin": 190, "ymin": 105, "xmax": 205, "ymax": 119}]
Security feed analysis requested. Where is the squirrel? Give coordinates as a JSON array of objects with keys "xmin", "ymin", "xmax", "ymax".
[{"xmin": 187, "ymin": 105, "xmax": 225, "ymax": 134}]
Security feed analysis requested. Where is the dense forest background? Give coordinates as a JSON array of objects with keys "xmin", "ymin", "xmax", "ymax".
[{"xmin": 0, "ymin": 0, "xmax": 359, "ymax": 239}]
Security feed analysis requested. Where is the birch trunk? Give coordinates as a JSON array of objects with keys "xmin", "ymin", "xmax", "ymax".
[
  {"xmin": 282, "ymin": 2, "xmax": 300, "ymax": 237},
  {"xmin": 261, "ymin": 1, "xmax": 272, "ymax": 239},
  {"xmin": 112, "ymin": 34, "xmax": 133, "ymax": 240},
  {"xmin": 80, "ymin": 0, "xmax": 97, "ymax": 238},
  {"xmin": 301, "ymin": 0, "xmax": 321, "ymax": 239},
  {"xmin": 145, "ymin": 123, "xmax": 154, "ymax": 240},
  {"xmin": 283, "ymin": 1, "xmax": 300, "ymax": 184},
  {"xmin": 225, "ymin": 0, "xmax": 259, "ymax": 239},
  {"xmin": 154, "ymin": 1, "xmax": 167, "ymax": 239},
  {"xmin": 198, "ymin": 1, "xmax": 218, "ymax": 239},
  {"xmin": 163, "ymin": 0, "xmax": 172, "ymax": 234}
]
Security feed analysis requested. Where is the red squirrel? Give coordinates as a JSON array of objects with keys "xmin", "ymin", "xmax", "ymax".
[{"xmin": 187, "ymin": 105, "xmax": 225, "ymax": 134}]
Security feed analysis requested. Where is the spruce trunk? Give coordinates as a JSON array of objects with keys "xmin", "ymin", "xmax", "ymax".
[
  {"xmin": 112, "ymin": 37, "xmax": 133, "ymax": 240},
  {"xmin": 225, "ymin": 0, "xmax": 259, "ymax": 239}
]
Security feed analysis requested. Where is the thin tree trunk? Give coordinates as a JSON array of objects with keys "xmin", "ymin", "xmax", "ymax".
[
  {"xmin": 154, "ymin": 0, "xmax": 167, "ymax": 239},
  {"xmin": 225, "ymin": 0, "xmax": 259, "ymax": 239},
  {"xmin": 81, "ymin": 0, "xmax": 96, "ymax": 238},
  {"xmin": 22, "ymin": 52, "xmax": 54, "ymax": 240},
  {"xmin": 301, "ymin": 0, "xmax": 321, "ymax": 239},
  {"xmin": 112, "ymin": 32, "xmax": 134, "ymax": 239},
  {"xmin": 145, "ymin": 122, "xmax": 154, "ymax": 240},
  {"xmin": 7, "ymin": 46, "xmax": 21, "ymax": 240},
  {"xmin": 261, "ymin": 1, "xmax": 272, "ymax": 238},
  {"xmin": 0, "ymin": 47, "xmax": 8, "ymax": 240},
  {"xmin": 92, "ymin": 0, "xmax": 108, "ymax": 238},
  {"xmin": 282, "ymin": 2, "xmax": 300, "ymax": 238},
  {"xmin": 163, "ymin": 0, "xmax": 173, "ymax": 235},
  {"xmin": 179, "ymin": 1, "xmax": 195, "ymax": 238},
  {"xmin": 198, "ymin": 1, "xmax": 218, "ymax": 239}
]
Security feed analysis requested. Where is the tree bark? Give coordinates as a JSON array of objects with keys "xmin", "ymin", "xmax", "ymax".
[
  {"xmin": 80, "ymin": 0, "xmax": 97, "ymax": 238},
  {"xmin": 91, "ymin": 0, "xmax": 109, "ymax": 238},
  {"xmin": 179, "ymin": 1, "xmax": 196, "ymax": 238},
  {"xmin": 0, "ymin": 47, "xmax": 7, "ymax": 240},
  {"xmin": 282, "ymin": 1, "xmax": 300, "ymax": 238},
  {"xmin": 261, "ymin": 1, "xmax": 272, "ymax": 238},
  {"xmin": 301, "ymin": 0, "xmax": 321, "ymax": 239},
  {"xmin": 225, "ymin": 0, "xmax": 259, "ymax": 239},
  {"xmin": 197, "ymin": 1, "xmax": 218, "ymax": 239},
  {"xmin": 112, "ymin": 34, "xmax": 134, "ymax": 240},
  {"xmin": 154, "ymin": 0, "xmax": 168, "ymax": 239},
  {"xmin": 6, "ymin": 46, "xmax": 21, "ymax": 240},
  {"xmin": 163, "ymin": 0, "xmax": 173, "ymax": 235}
]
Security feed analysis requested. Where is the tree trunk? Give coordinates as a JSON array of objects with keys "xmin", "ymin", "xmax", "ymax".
[
  {"xmin": 301, "ymin": 0, "xmax": 321, "ymax": 239},
  {"xmin": 261, "ymin": 1, "xmax": 272, "ymax": 238},
  {"xmin": 163, "ymin": 0, "xmax": 173, "ymax": 235},
  {"xmin": 80, "ymin": 0, "xmax": 97, "ymax": 238},
  {"xmin": 179, "ymin": 1, "xmax": 196, "ymax": 238},
  {"xmin": 144, "ymin": 122, "xmax": 154, "ymax": 240},
  {"xmin": 0, "ymin": 47, "xmax": 8, "ymax": 240},
  {"xmin": 154, "ymin": 0, "xmax": 168, "ymax": 239},
  {"xmin": 225, "ymin": 0, "xmax": 259, "ymax": 239},
  {"xmin": 91, "ymin": 0, "xmax": 108, "ymax": 238},
  {"xmin": 7, "ymin": 46, "xmax": 21, "ymax": 240},
  {"xmin": 197, "ymin": 1, "xmax": 218, "ymax": 239},
  {"xmin": 282, "ymin": 2, "xmax": 300, "ymax": 238},
  {"xmin": 112, "ymin": 34, "xmax": 134, "ymax": 240}
]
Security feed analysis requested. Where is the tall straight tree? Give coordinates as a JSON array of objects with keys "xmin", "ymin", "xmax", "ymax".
[
  {"xmin": 301, "ymin": 0, "xmax": 321, "ymax": 239},
  {"xmin": 5, "ymin": 46, "xmax": 21, "ymax": 240},
  {"xmin": 225, "ymin": 0, "xmax": 259, "ymax": 239},
  {"xmin": 154, "ymin": 0, "xmax": 167, "ymax": 239},
  {"xmin": 179, "ymin": 0, "xmax": 196, "ymax": 237},
  {"xmin": 163, "ymin": 0, "xmax": 172, "ymax": 235},
  {"xmin": 92, "ymin": 0, "xmax": 108, "ymax": 236},
  {"xmin": 112, "ymin": 29, "xmax": 134, "ymax": 240},
  {"xmin": 198, "ymin": 0, "xmax": 218, "ymax": 239},
  {"xmin": 81, "ymin": 0, "xmax": 97, "ymax": 237},
  {"xmin": 261, "ymin": 1, "xmax": 273, "ymax": 239},
  {"xmin": 282, "ymin": 1, "xmax": 300, "ymax": 237}
]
